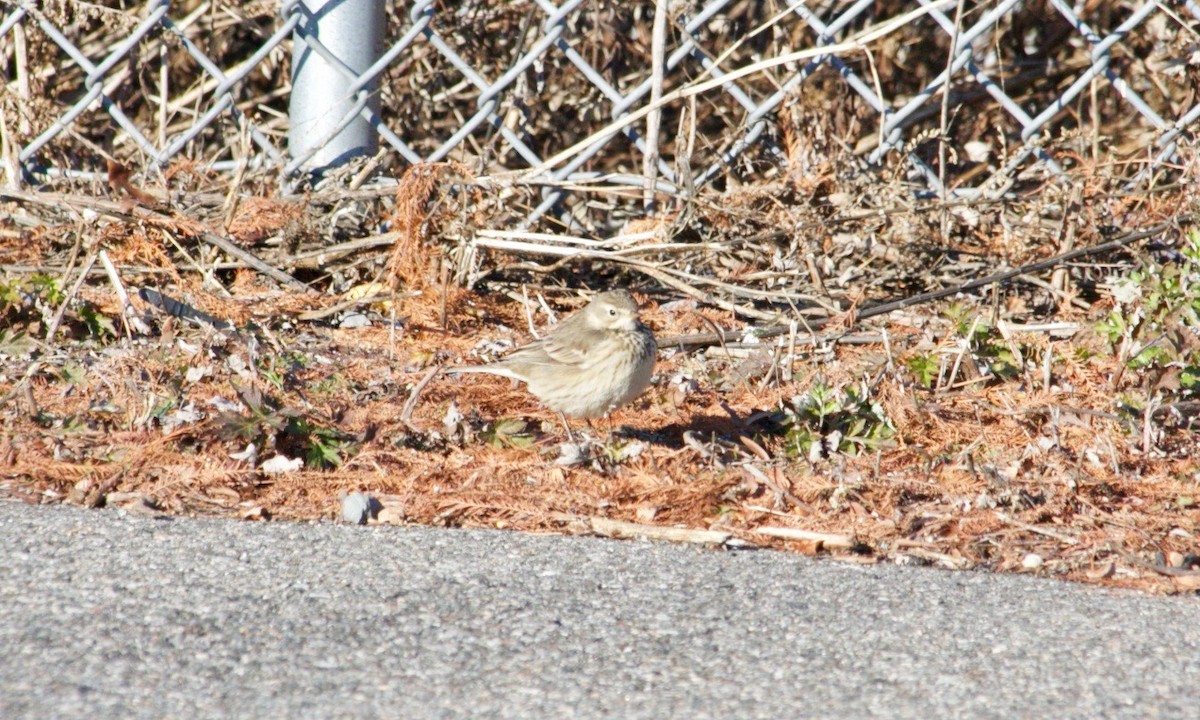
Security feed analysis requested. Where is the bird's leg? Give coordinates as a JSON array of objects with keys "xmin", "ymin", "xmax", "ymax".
[
  {"xmin": 558, "ymin": 411, "xmax": 576, "ymax": 443},
  {"xmin": 587, "ymin": 418, "xmax": 608, "ymax": 445},
  {"xmin": 600, "ymin": 413, "xmax": 617, "ymax": 445}
]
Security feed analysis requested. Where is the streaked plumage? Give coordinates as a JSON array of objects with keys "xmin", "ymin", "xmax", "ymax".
[{"xmin": 448, "ymin": 291, "xmax": 657, "ymax": 419}]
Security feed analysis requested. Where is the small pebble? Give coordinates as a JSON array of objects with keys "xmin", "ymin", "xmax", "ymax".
[
  {"xmin": 342, "ymin": 492, "xmax": 377, "ymax": 525},
  {"xmin": 1022, "ymin": 553, "xmax": 1044, "ymax": 569},
  {"xmin": 339, "ymin": 312, "xmax": 372, "ymax": 329}
]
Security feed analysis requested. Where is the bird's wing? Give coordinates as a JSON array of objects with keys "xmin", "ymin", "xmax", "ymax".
[
  {"xmin": 503, "ymin": 313, "xmax": 593, "ymax": 368},
  {"xmin": 538, "ymin": 330, "xmax": 593, "ymax": 367}
]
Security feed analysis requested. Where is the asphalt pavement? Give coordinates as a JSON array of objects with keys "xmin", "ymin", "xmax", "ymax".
[{"xmin": 1, "ymin": 500, "xmax": 1197, "ymax": 719}]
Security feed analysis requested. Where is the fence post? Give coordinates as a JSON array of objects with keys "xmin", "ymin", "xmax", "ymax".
[{"xmin": 288, "ymin": 0, "xmax": 385, "ymax": 173}]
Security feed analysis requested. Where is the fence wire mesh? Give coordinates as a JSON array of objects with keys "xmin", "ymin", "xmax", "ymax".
[{"xmin": 2, "ymin": 0, "xmax": 1198, "ymax": 232}]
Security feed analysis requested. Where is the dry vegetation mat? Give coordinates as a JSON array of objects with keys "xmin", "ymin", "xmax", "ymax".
[
  {"xmin": 2, "ymin": 1, "xmax": 1199, "ymax": 593},
  {"xmin": 3, "ymin": 176, "xmax": 1198, "ymax": 594}
]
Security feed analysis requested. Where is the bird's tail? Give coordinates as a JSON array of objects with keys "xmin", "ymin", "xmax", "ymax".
[{"xmin": 443, "ymin": 365, "xmax": 523, "ymax": 381}]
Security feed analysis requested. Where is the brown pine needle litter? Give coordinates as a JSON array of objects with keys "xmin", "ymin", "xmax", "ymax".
[{"xmin": 3, "ymin": 178, "xmax": 1200, "ymax": 594}]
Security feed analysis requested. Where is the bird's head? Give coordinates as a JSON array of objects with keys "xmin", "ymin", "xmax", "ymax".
[{"xmin": 586, "ymin": 290, "xmax": 643, "ymax": 332}]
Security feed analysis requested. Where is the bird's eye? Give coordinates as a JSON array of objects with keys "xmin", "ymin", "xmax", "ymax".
[{"xmin": 607, "ymin": 307, "xmax": 617, "ymax": 316}]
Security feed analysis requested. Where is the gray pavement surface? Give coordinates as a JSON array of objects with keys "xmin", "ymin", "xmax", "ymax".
[{"xmin": 1, "ymin": 500, "xmax": 1198, "ymax": 719}]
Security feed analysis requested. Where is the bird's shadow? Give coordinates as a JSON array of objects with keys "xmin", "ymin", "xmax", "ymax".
[{"xmin": 613, "ymin": 412, "xmax": 780, "ymax": 450}]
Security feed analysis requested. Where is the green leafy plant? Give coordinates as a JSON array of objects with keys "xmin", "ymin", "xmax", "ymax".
[
  {"xmin": 311, "ymin": 374, "xmax": 340, "ymax": 395},
  {"xmin": 1, "ymin": 274, "xmax": 64, "ymax": 327},
  {"xmin": 778, "ymin": 380, "xmax": 895, "ymax": 457},
  {"xmin": 260, "ymin": 365, "xmax": 285, "ymax": 390},
  {"xmin": 1097, "ymin": 228, "xmax": 1200, "ymax": 402},
  {"xmin": 26, "ymin": 274, "xmax": 65, "ymax": 306},
  {"xmin": 1, "ymin": 274, "xmax": 63, "ymax": 308},
  {"xmin": 978, "ymin": 336, "xmax": 1021, "ymax": 379},
  {"xmin": 479, "ymin": 418, "xmax": 535, "ymax": 448},
  {"xmin": 78, "ymin": 303, "xmax": 116, "ymax": 338},
  {"xmin": 939, "ymin": 307, "xmax": 1023, "ymax": 381},
  {"xmin": 288, "ymin": 420, "xmax": 349, "ymax": 469},
  {"xmin": 0, "ymin": 329, "xmax": 36, "ymax": 357},
  {"xmin": 594, "ymin": 437, "xmax": 646, "ymax": 466},
  {"xmin": 147, "ymin": 396, "xmax": 177, "ymax": 423},
  {"xmin": 906, "ymin": 353, "xmax": 939, "ymax": 388},
  {"xmin": 57, "ymin": 362, "xmax": 88, "ymax": 386},
  {"xmin": 943, "ymin": 302, "xmax": 987, "ymax": 340},
  {"xmin": 216, "ymin": 384, "xmax": 356, "ymax": 470},
  {"xmin": 257, "ymin": 353, "xmax": 313, "ymax": 391},
  {"xmin": 0, "ymin": 280, "xmax": 20, "ymax": 310}
]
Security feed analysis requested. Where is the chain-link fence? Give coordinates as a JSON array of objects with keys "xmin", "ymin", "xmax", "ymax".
[{"xmin": 3, "ymin": 0, "xmax": 1198, "ymax": 232}]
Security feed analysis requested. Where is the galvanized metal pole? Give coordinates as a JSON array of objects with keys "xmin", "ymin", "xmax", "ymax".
[{"xmin": 288, "ymin": 0, "xmax": 384, "ymax": 173}]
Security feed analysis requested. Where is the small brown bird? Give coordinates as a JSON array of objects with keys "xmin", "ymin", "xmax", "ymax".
[{"xmin": 448, "ymin": 290, "xmax": 657, "ymax": 420}]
